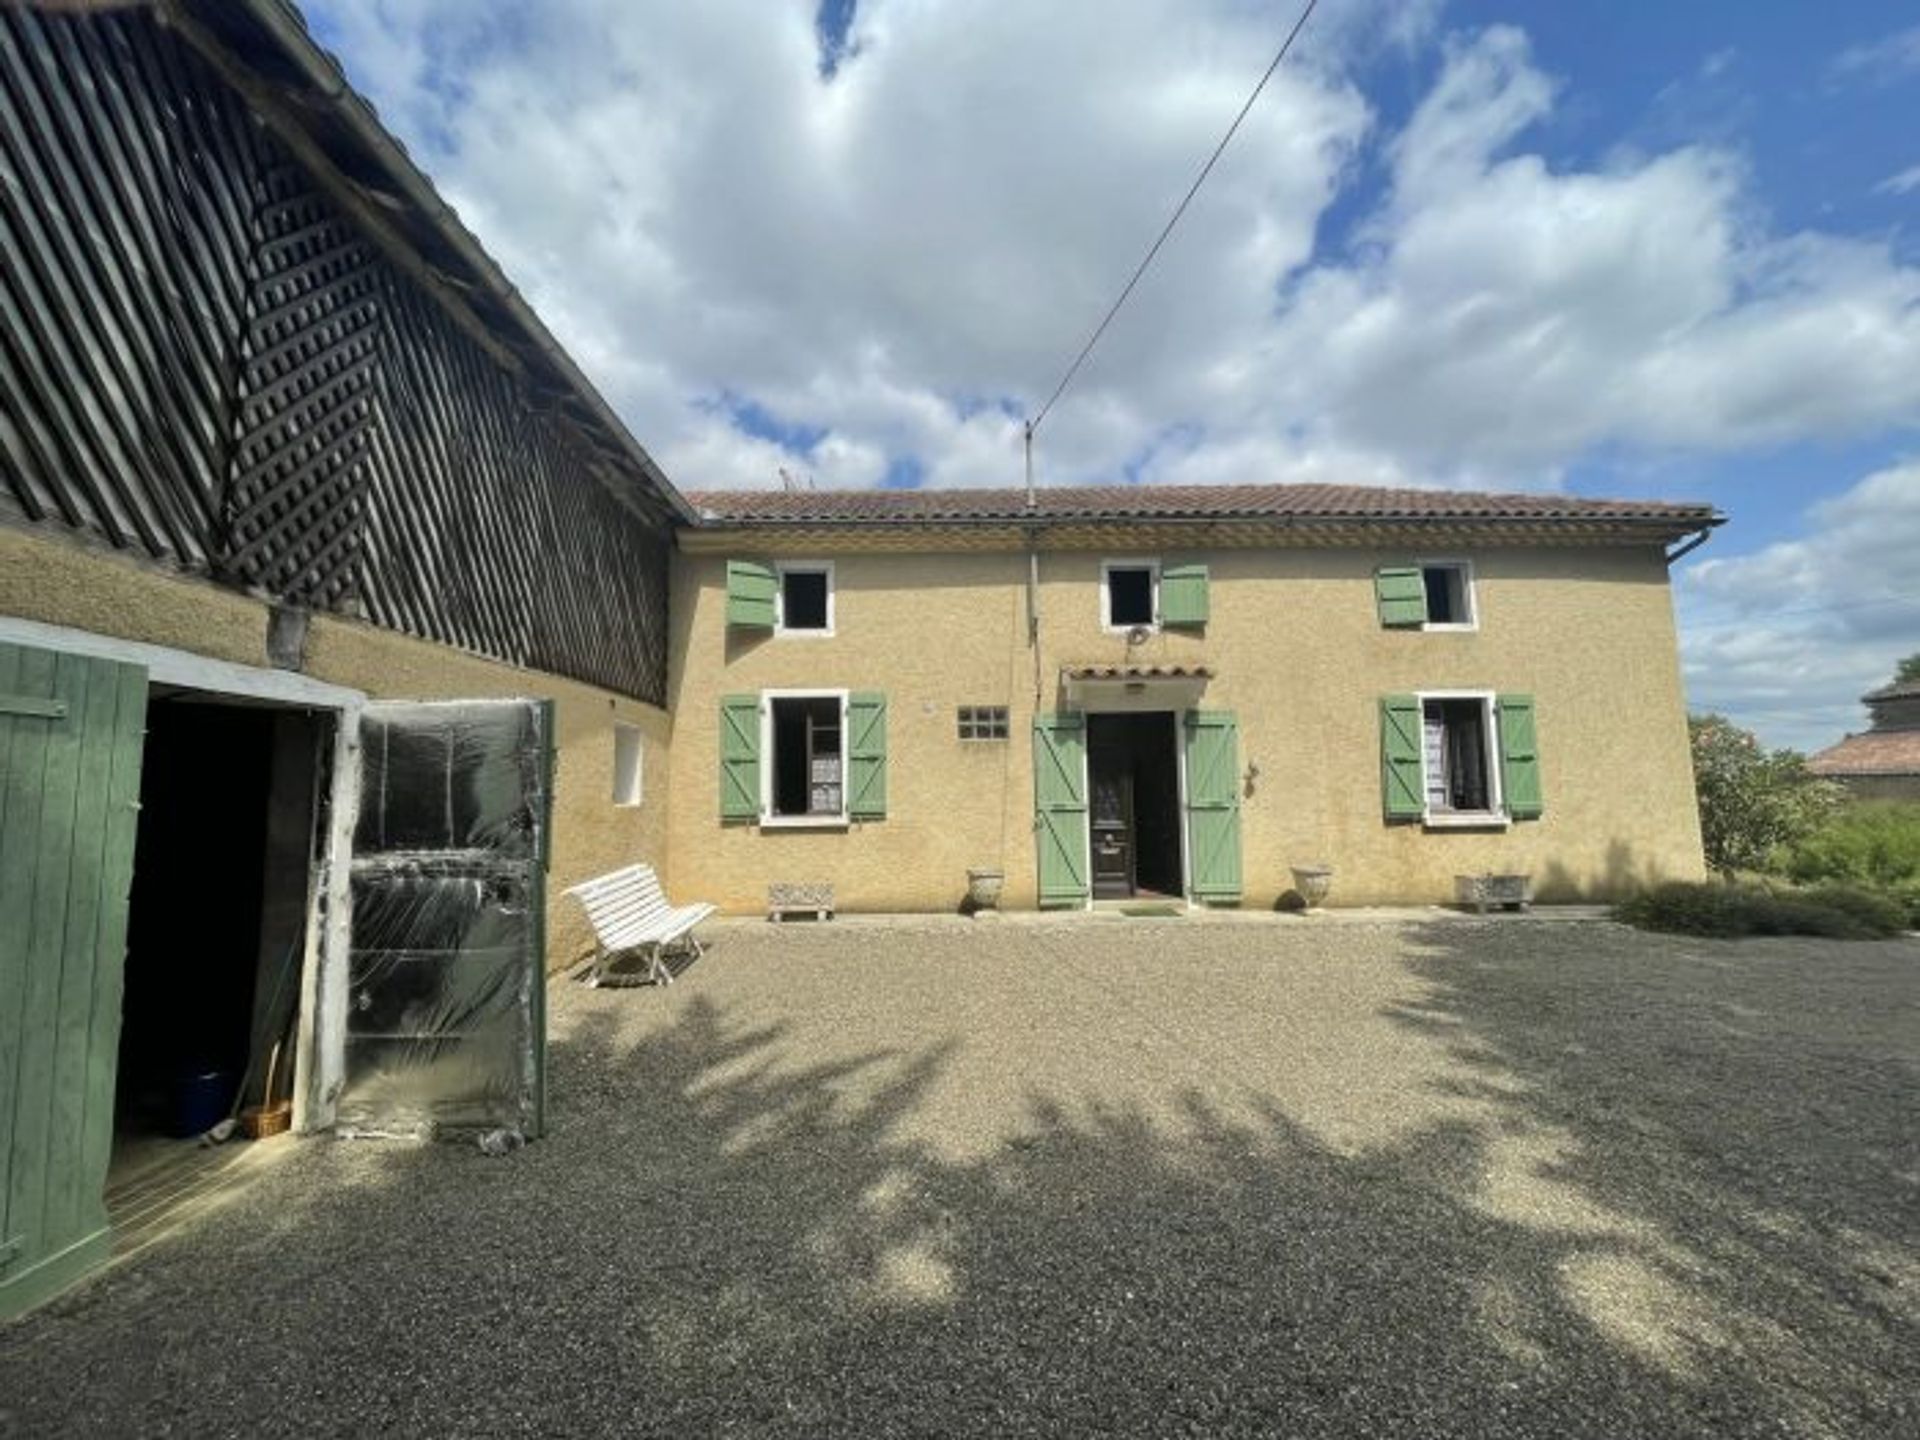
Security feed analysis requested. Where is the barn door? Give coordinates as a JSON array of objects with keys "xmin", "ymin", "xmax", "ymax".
[
  {"xmin": 0, "ymin": 641, "xmax": 147, "ymax": 1320},
  {"xmin": 339, "ymin": 699, "xmax": 553, "ymax": 1139}
]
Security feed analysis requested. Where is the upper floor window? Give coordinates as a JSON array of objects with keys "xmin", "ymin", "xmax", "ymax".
[
  {"xmin": 1375, "ymin": 561, "xmax": 1476, "ymax": 630},
  {"xmin": 1421, "ymin": 563, "xmax": 1474, "ymax": 628},
  {"xmin": 776, "ymin": 562, "xmax": 833, "ymax": 635},
  {"xmin": 1102, "ymin": 560, "xmax": 1159, "ymax": 631}
]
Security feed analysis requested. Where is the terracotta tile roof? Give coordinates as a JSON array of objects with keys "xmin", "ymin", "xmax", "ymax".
[
  {"xmin": 1808, "ymin": 731, "xmax": 1920, "ymax": 777},
  {"xmin": 687, "ymin": 483, "xmax": 1720, "ymax": 530},
  {"xmin": 1063, "ymin": 664, "xmax": 1216, "ymax": 681}
]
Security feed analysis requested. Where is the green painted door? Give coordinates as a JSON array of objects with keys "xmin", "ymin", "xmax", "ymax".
[
  {"xmin": 0, "ymin": 641, "xmax": 148, "ymax": 1320},
  {"xmin": 1184, "ymin": 710, "xmax": 1243, "ymax": 905},
  {"xmin": 339, "ymin": 699, "xmax": 553, "ymax": 1139},
  {"xmin": 1032, "ymin": 713, "xmax": 1089, "ymax": 908}
]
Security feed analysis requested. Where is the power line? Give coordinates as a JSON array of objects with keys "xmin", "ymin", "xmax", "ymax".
[{"xmin": 1027, "ymin": 0, "xmax": 1321, "ymax": 438}]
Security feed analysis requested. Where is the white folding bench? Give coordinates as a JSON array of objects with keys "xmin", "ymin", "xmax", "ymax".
[{"xmin": 564, "ymin": 863, "xmax": 715, "ymax": 988}]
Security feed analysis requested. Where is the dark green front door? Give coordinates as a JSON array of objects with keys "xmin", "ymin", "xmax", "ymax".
[{"xmin": 0, "ymin": 641, "xmax": 147, "ymax": 1320}]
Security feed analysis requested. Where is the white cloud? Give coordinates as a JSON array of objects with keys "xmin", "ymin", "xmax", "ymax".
[
  {"xmin": 1678, "ymin": 462, "xmax": 1920, "ymax": 750},
  {"xmin": 1876, "ymin": 164, "xmax": 1920, "ymax": 196},
  {"xmin": 308, "ymin": 4, "xmax": 1920, "ymax": 494},
  {"xmin": 1830, "ymin": 25, "xmax": 1920, "ymax": 85}
]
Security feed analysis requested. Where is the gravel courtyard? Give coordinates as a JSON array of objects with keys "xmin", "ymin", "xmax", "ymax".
[{"xmin": 2, "ymin": 915, "xmax": 1914, "ymax": 1438}]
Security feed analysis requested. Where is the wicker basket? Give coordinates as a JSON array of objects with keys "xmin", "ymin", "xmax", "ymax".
[{"xmin": 240, "ymin": 1100, "xmax": 292, "ymax": 1139}]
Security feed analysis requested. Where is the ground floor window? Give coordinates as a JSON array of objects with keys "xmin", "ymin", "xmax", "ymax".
[
  {"xmin": 770, "ymin": 694, "xmax": 843, "ymax": 818},
  {"xmin": 1422, "ymin": 697, "xmax": 1497, "ymax": 816}
]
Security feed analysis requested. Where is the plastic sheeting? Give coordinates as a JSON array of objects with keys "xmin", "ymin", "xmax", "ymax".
[{"xmin": 337, "ymin": 702, "xmax": 547, "ymax": 1138}]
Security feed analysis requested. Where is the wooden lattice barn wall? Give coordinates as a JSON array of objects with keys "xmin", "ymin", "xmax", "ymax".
[{"xmin": 0, "ymin": 6, "xmax": 674, "ymax": 705}]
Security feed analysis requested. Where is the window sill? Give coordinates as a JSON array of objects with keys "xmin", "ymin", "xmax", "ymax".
[
  {"xmin": 758, "ymin": 815, "xmax": 850, "ymax": 831},
  {"xmin": 1418, "ymin": 622, "xmax": 1478, "ymax": 633},
  {"xmin": 1101, "ymin": 623, "xmax": 1161, "ymax": 635},
  {"xmin": 772, "ymin": 628, "xmax": 835, "ymax": 639},
  {"xmin": 1423, "ymin": 812, "xmax": 1510, "ymax": 830}
]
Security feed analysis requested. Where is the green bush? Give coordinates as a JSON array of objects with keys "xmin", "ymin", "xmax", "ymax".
[
  {"xmin": 1781, "ymin": 802, "xmax": 1920, "ymax": 889},
  {"xmin": 1615, "ymin": 881, "xmax": 1908, "ymax": 940}
]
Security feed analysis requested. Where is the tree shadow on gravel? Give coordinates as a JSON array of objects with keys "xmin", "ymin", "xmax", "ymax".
[
  {"xmin": 3, "ymin": 953, "xmax": 1913, "ymax": 1438},
  {"xmin": 1383, "ymin": 921, "xmax": 1919, "ymax": 1439}
]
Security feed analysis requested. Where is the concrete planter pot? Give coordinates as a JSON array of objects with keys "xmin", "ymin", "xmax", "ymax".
[
  {"xmin": 966, "ymin": 868, "xmax": 1006, "ymax": 914},
  {"xmin": 1290, "ymin": 864, "xmax": 1333, "ymax": 909}
]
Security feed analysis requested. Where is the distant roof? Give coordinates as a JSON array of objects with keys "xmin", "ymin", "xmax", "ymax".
[
  {"xmin": 1864, "ymin": 678, "xmax": 1920, "ymax": 704},
  {"xmin": 688, "ymin": 484, "xmax": 1721, "ymax": 536},
  {"xmin": 1809, "ymin": 730, "xmax": 1920, "ymax": 778}
]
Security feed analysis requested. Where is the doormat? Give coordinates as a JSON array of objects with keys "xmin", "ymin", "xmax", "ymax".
[{"xmin": 1119, "ymin": 903, "xmax": 1182, "ymax": 918}]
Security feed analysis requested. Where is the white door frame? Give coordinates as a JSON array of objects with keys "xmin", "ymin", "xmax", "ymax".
[{"xmin": 0, "ymin": 618, "xmax": 366, "ymax": 1134}]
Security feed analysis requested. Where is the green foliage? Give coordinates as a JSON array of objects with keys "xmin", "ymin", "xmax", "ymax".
[
  {"xmin": 1782, "ymin": 802, "xmax": 1920, "ymax": 888},
  {"xmin": 1688, "ymin": 714, "xmax": 1841, "ymax": 879},
  {"xmin": 1896, "ymin": 653, "xmax": 1920, "ymax": 685},
  {"xmin": 1616, "ymin": 882, "xmax": 1907, "ymax": 940}
]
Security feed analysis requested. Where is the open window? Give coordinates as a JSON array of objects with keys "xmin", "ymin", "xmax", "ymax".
[
  {"xmin": 768, "ymin": 692, "xmax": 845, "ymax": 822},
  {"xmin": 1421, "ymin": 695, "xmax": 1503, "ymax": 824},
  {"xmin": 1102, "ymin": 560, "xmax": 1159, "ymax": 631},
  {"xmin": 1376, "ymin": 561, "xmax": 1477, "ymax": 630},
  {"xmin": 1421, "ymin": 563, "xmax": 1475, "ymax": 628},
  {"xmin": 776, "ymin": 562, "xmax": 833, "ymax": 636}
]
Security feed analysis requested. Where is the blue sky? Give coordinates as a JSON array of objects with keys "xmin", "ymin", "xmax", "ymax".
[{"xmin": 307, "ymin": 1, "xmax": 1919, "ymax": 751}]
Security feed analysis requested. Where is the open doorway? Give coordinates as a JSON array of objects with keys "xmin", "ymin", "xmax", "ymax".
[
  {"xmin": 1087, "ymin": 712, "xmax": 1184, "ymax": 900},
  {"xmin": 109, "ymin": 691, "xmax": 326, "ymax": 1233}
]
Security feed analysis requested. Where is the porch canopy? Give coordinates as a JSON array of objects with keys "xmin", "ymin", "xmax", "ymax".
[{"xmin": 1061, "ymin": 664, "xmax": 1214, "ymax": 710}]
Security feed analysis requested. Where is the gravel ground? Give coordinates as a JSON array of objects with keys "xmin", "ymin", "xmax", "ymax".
[{"xmin": 2, "ymin": 915, "xmax": 1914, "ymax": 1438}]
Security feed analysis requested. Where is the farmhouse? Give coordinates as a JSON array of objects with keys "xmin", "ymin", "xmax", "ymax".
[
  {"xmin": 670, "ymin": 487, "xmax": 1716, "ymax": 912},
  {"xmin": 0, "ymin": 0, "xmax": 1714, "ymax": 1317}
]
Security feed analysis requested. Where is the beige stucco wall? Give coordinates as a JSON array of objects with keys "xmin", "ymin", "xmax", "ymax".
[
  {"xmin": 0, "ymin": 526, "xmax": 668, "ymax": 969},
  {"xmin": 666, "ymin": 538, "xmax": 1706, "ymax": 912}
]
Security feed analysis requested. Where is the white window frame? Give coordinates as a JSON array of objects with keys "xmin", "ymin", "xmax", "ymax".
[
  {"xmin": 611, "ymin": 721, "xmax": 644, "ymax": 807},
  {"xmin": 1417, "ymin": 689, "xmax": 1508, "ymax": 829},
  {"xmin": 774, "ymin": 561, "xmax": 835, "ymax": 638},
  {"xmin": 759, "ymin": 687, "xmax": 850, "ymax": 828},
  {"xmin": 1415, "ymin": 558, "xmax": 1478, "ymax": 632},
  {"xmin": 1101, "ymin": 558, "xmax": 1161, "ymax": 634}
]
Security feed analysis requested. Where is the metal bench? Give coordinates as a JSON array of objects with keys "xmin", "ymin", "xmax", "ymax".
[{"xmin": 565, "ymin": 863, "xmax": 714, "ymax": 987}]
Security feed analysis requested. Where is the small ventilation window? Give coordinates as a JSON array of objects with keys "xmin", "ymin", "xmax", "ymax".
[
  {"xmin": 958, "ymin": 706, "xmax": 1010, "ymax": 741},
  {"xmin": 612, "ymin": 723, "xmax": 643, "ymax": 806}
]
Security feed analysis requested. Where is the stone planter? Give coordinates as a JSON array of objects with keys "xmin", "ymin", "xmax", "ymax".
[
  {"xmin": 1455, "ymin": 872, "xmax": 1532, "ymax": 914},
  {"xmin": 966, "ymin": 868, "xmax": 1006, "ymax": 914},
  {"xmin": 1290, "ymin": 864, "xmax": 1333, "ymax": 909}
]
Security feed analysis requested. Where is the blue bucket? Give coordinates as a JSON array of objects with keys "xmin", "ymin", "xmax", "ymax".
[{"xmin": 171, "ymin": 1070, "xmax": 237, "ymax": 1138}]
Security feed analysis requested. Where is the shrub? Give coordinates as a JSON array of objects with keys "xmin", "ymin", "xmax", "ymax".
[
  {"xmin": 1782, "ymin": 802, "xmax": 1920, "ymax": 889},
  {"xmin": 1615, "ymin": 881, "xmax": 1907, "ymax": 940},
  {"xmin": 1688, "ymin": 715, "xmax": 1841, "ymax": 878}
]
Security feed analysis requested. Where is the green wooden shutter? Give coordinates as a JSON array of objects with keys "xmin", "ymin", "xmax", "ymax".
[
  {"xmin": 1375, "ymin": 567, "xmax": 1427, "ymax": 627},
  {"xmin": 1184, "ymin": 710, "xmax": 1243, "ymax": 904},
  {"xmin": 719, "ymin": 695, "xmax": 761, "ymax": 820},
  {"xmin": 847, "ymin": 692, "xmax": 887, "ymax": 819},
  {"xmin": 0, "ymin": 642, "xmax": 148, "ymax": 1320},
  {"xmin": 1380, "ymin": 694, "xmax": 1424, "ymax": 820},
  {"xmin": 1032, "ymin": 714, "xmax": 1089, "ymax": 908},
  {"xmin": 1160, "ymin": 564, "xmax": 1210, "ymax": 627},
  {"xmin": 1498, "ymin": 694, "xmax": 1544, "ymax": 819},
  {"xmin": 725, "ymin": 561, "xmax": 776, "ymax": 630}
]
